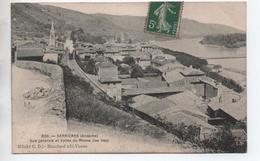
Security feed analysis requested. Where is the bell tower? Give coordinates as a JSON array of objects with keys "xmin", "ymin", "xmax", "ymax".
[{"xmin": 48, "ymin": 21, "xmax": 56, "ymax": 47}]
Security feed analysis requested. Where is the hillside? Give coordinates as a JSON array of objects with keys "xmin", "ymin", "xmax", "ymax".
[
  {"xmin": 200, "ymin": 33, "xmax": 246, "ymax": 48},
  {"xmin": 11, "ymin": 3, "xmax": 243, "ymax": 41}
]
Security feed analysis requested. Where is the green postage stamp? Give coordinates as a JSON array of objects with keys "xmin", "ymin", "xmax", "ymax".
[{"xmin": 145, "ymin": 2, "xmax": 183, "ymax": 37}]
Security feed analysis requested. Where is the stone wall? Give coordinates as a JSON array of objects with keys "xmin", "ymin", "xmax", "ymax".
[{"xmin": 15, "ymin": 61, "xmax": 66, "ymax": 125}]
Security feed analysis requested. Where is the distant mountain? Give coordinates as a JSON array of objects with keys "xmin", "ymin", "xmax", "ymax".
[
  {"xmin": 180, "ymin": 19, "xmax": 244, "ymax": 38},
  {"xmin": 11, "ymin": 3, "xmax": 244, "ymax": 41}
]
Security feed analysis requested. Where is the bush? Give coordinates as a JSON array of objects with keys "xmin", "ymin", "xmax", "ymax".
[
  {"xmin": 155, "ymin": 114, "xmax": 246, "ymax": 152},
  {"xmin": 70, "ymin": 28, "xmax": 107, "ymax": 44},
  {"xmin": 75, "ymin": 55, "xmax": 97, "ymax": 75},
  {"xmin": 144, "ymin": 65, "xmax": 160, "ymax": 74},
  {"xmin": 131, "ymin": 64, "xmax": 144, "ymax": 78},
  {"xmin": 119, "ymin": 66, "xmax": 130, "ymax": 75},
  {"xmin": 162, "ymin": 48, "xmax": 208, "ymax": 69},
  {"xmin": 200, "ymin": 125, "xmax": 246, "ymax": 153},
  {"xmin": 155, "ymin": 115, "xmax": 200, "ymax": 142},
  {"xmin": 122, "ymin": 56, "xmax": 135, "ymax": 66}
]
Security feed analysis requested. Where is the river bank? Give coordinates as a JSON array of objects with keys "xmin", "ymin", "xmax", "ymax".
[{"xmin": 155, "ymin": 38, "xmax": 246, "ymax": 72}]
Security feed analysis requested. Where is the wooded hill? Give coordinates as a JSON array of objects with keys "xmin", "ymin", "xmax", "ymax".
[{"xmin": 12, "ymin": 3, "xmax": 243, "ymax": 42}]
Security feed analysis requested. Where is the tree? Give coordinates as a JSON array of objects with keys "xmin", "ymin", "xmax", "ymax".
[
  {"xmin": 131, "ymin": 64, "xmax": 144, "ymax": 78},
  {"xmin": 115, "ymin": 60, "xmax": 122, "ymax": 67},
  {"xmin": 116, "ymin": 35, "xmax": 122, "ymax": 43},
  {"xmin": 144, "ymin": 65, "xmax": 160, "ymax": 74},
  {"xmin": 84, "ymin": 59, "xmax": 96, "ymax": 75},
  {"xmin": 71, "ymin": 28, "xmax": 87, "ymax": 43},
  {"xmin": 200, "ymin": 125, "xmax": 243, "ymax": 152},
  {"xmin": 128, "ymin": 38, "xmax": 133, "ymax": 44},
  {"xmin": 123, "ymin": 56, "xmax": 135, "ymax": 66},
  {"xmin": 119, "ymin": 66, "xmax": 130, "ymax": 75},
  {"xmin": 213, "ymin": 65, "xmax": 222, "ymax": 70}
]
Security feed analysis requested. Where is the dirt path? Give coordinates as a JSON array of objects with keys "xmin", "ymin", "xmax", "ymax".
[
  {"xmin": 12, "ymin": 65, "xmax": 67, "ymax": 153},
  {"xmin": 12, "ymin": 63, "xmax": 198, "ymax": 153},
  {"xmin": 67, "ymin": 119, "xmax": 197, "ymax": 153}
]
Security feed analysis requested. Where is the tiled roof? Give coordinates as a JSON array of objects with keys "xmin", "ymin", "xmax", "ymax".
[
  {"xmin": 17, "ymin": 48, "xmax": 44, "ymax": 57},
  {"xmin": 82, "ymin": 42, "xmax": 93, "ymax": 46},
  {"xmin": 199, "ymin": 77, "xmax": 218, "ymax": 88},
  {"xmin": 208, "ymin": 95, "xmax": 246, "ymax": 121},
  {"xmin": 137, "ymin": 79, "xmax": 168, "ymax": 88},
  {"xmin": 99, "ymin": 77, "xmax": 121, "ymax": 83},
  {"xmin": 18, "ymin": 41, "xmax": 43, "ymax": 48},
  {"xmin": 130, "ymin": 52, "xmax": 151, "ymax": 60},
  {"xmin": 104, "ymin": 48, "xmax": 120, "ymax": 53},
  {"xmin": 122, "ymin": 86, "xmax": 185, "ymax": 96},
  {"xmin": 150, "ymin": 50, "xmax": 165, "ymax": 57},
  {"xmin": 98, "ymin": 62, "xmax": 120, "ymax": 83},
  {"xmin": 130, "ymin": 95, "xmax": 159, "ymax": 108},
  {"xmin": 140, "ymin": 44, "xmax": 158, "ymax": 48},
  {"xmin": 154, "ymin": 56, "xmax": 165, "ymax": 59},
  {"xmin": 151, "ymin": 58, "xmax": 173, "ymax": 66},
  {"xmin": 78, "ymin": 49, "xmax": 97, "ymax": 54},
  {"xmin": 162, "ymin": 69, "xmax": 184, "ymax": 84},
  {"xmin": 180, "ymin": 68, "xmax": 205, "ymax": 76},
  {"xmin": 98, "ymin": 62, "xmax": 116, "ymax": 68},
  {"xmin": 120, "ymin": 63, "xmax": 130, "ymax": 68},
  {"xmin": 134, "ymin": 96, "xmax": 214, "ymax": 129},
  {"xmin": 155, "ymin": 110, "xmax": 214, "ymax": 129},
  {"xmin": 44, "ymin": 52, "xmax": 59, "ymax": 56},
  {"xmin": 119, "ymin": 48, "xmax": 137, "ymax": 51},
  {"xmin": 45, "ymin": 47, "xmax": 63, "ymax": 53},
  {"xmin": 121, "ymin": 78, "xmax": 138, "ymax": 85},
  {"xmin": 94, "ymin": 55, "xmax": 107, "ymax": 62},
  {"xmin": 157, "ymin": 63, "xmax": 185, "ymax": 73},
  {"xmin": 134, "ymin": 98, "xmax": 175, "ymax": 115},
  {"xmin": 166, "ymin": 90, "xmax": 203, "ymax": 109},
  {"xmin": 164, "ymin": 54, "xmax": 177, "ymax": 60}
]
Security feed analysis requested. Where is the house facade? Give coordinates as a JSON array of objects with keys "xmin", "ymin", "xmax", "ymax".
[
  {"xmin": 97, "ymin": 62, "xmax": 122, "ymax": 101},
  {"xmin": 43, "ymin": 52, "xmax": 59, "ymax": 64}
]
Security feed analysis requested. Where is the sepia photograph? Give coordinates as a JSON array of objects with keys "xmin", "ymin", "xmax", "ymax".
[{"xmin": 11, "ymin": 2, "xmax": 247, "ymax": 153}]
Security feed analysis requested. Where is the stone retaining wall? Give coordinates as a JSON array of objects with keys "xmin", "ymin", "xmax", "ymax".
[{"xmin": 15, "ymin": 61, "xmax": 66, "ymax": 126}]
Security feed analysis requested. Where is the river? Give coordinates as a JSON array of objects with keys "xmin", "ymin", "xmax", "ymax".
[{"xmin": 155, "ymin": 38, "xmax": 246, "ymax": 72}]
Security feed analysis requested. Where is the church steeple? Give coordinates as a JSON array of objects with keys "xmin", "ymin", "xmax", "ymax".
[
  {"xmin": 48, "ymin": 21, "xmax": 56, "ymax": 47},
  {"xmin": 51, "ymin": 21, "xmax": 54, "ymax": 30}
]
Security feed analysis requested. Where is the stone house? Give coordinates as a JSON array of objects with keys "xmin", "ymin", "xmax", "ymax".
[
  {"xmin": 78, "ymin": 48, "xmax": 97, "ymax": 60},
  {"xmin": 43, "ymin": 52, "xmax": 59, "ymax": 64},
  {"xmin": 97, "ymin": 62, "xmax": 122, "ymax": 101}
]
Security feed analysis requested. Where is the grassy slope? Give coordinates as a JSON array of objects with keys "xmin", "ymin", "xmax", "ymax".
[{"xmin": 62, "ymin": 65, "xmax": 191, "ymax": 146}]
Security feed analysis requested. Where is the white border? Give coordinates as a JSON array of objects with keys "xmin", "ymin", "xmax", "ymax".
[
  {"xmin": 11, "ymin": 0, "xmax": 248, "ymax": 2},
  {"xmin": 1, "ymin": 0, "xmax": 260, "ymax": 161}
]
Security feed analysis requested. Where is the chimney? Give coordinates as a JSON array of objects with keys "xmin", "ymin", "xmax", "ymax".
[
  {"xmin": 216, "ymin": 82, "xmax": 222, "ymax": 103},
  {"xmin": 219, "ymin": 96, "xmax": 222, "ymax": 103}
]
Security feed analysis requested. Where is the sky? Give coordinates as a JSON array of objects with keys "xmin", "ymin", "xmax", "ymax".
[{"xmin": 43, "ymin": 2, "xmax": 246, "ymax": 31}]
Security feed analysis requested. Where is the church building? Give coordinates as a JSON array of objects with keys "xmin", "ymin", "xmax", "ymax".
[{"xmin": 48, "ymin": 21, "xmax": 56, "ymax": 47}]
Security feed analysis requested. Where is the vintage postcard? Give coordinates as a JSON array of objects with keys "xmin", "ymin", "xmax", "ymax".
[{"xmin": 11, "ymin": 2, "xmax": 246, "ymax": 153}]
